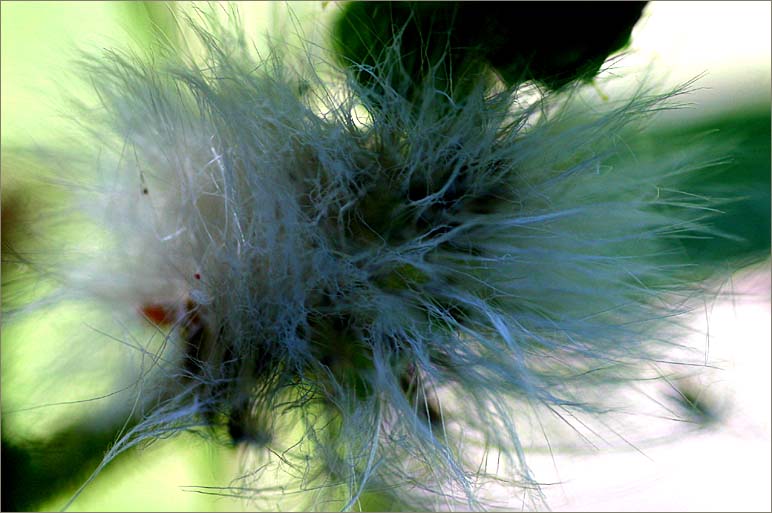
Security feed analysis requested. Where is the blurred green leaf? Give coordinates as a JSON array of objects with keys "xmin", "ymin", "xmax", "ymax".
[
  {"xmin": 648, "ymin": 107, "xmax": 771, "ymax": 265},
  {"xmin": 2, "ymin": 422, "xmax": 123, "ymax": 512}
]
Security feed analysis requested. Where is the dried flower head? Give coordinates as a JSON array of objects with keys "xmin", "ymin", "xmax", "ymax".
[{"xmin": 5, "ymin": 4, "xmax": 726, "ymax": 511}]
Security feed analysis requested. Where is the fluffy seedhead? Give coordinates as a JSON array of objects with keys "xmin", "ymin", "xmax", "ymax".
[{"xmin": 6, "ymin": 6, "xmax": 727, "ymax": 511}]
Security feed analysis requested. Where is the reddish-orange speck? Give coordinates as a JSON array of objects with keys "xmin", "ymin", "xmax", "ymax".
[{"xmin": 140, "ymin": 304, "xmax": 175, "ymax": 325}]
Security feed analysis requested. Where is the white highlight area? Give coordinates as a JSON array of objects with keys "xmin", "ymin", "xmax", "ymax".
[
  {"xmin": 534, "ymin": 261, "xmax": 772, "ymax": 512},
  {"xmin": 607, "ymin": 1, "xmax": 771, "ymax": 118}
]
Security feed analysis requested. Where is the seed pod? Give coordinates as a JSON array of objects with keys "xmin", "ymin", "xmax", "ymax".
[{"xmin": 332, "ymin": 1, "xmax": 648, "ymax": 96}]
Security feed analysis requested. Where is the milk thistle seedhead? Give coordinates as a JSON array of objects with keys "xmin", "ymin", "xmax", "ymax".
[{"xmin": 6, "ymin": 3, "xmax": 727, "ymax": 511}]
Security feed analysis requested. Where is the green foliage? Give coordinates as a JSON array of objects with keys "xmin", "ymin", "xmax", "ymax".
[
  {"xmin": 645, "ymin": 107, "xmax": 771, "ymax": 265},
  {"xmin": 1, "ymin": 424, "xmax": 121, "ymax": 512}
]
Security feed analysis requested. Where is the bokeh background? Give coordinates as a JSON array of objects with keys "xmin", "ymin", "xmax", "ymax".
[{"xmin": 2, "ymin": 2, "xmax": 770, "ymax": 511}]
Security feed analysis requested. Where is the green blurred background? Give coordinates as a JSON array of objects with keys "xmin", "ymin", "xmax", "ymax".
[{"xmin": 1, "ymin": 2, "xmax": 769, "ymax": 511}]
